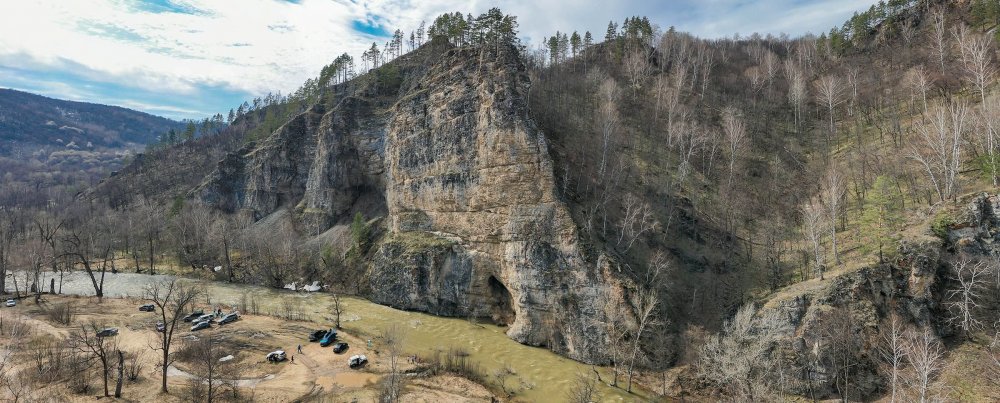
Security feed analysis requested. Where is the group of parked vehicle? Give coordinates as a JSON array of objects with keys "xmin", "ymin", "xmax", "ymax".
[
  {"xmin": 138, "ymin": 304, "xmax": 240, "ymax": 332},
  {"xmin": 304, "ymin": 328, "xmax": 362, "ymax": 367}
]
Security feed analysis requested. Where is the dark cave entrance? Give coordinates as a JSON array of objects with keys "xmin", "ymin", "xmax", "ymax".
[{"xmin": 487, "ymin": 276, "xmax": 516, "ymax": 326}]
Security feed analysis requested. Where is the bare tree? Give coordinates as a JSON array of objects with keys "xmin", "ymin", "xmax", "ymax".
[
  {"xmin": 331, "ymin": 293, "xmax": 344, "ymax": 329},
  {"xmin": 69, "ymin": 322, "xmax": 119, "ymax": 397},
  {"xmin": 144, "ymin": 279, "xmax": 202, "ymax": 393},
  {"xmin": 929, "ymin": 9, "xmax": 948, "ymax": 73},
  {"xmin": 601, "ymin": 288, "xmax": 629, "ymax": 388},
  {"xmin": 622, "ymin": 49, "xmax": 651, "ymax": 95},
  {"xmin": 721, "ymin": 106, "xmax": 748, "ymax": 190},
  {"xmin": 945, "ymin": 258, "xmax": 992, "ymax": 337},
  {"xmin": 625, "ymin": 288, "xmax": 658, "ymax": 392},
  {"xmin": 380, "ymin": 323, "xmax": 407, "ymax": 402},
  {"xmin": 954, "ymin": 25, "xmax": 995, "ymax": 107},
  {"xmin": 905, "ymin": 328, "xmax": 944, "ymax": 403},
  {"xmin": 787, "ymin": 66, "xmax": 807, "ymax": 132},
  {"xmin": 821, "ymin": 169, "xmax": 845, "ymax": 265},
  {"xmin": 185, "ymin": 336, "xmax": 231, "ymax": 403},
  {"xmin": 879, "ymin": 314, "xmax": 907, "ymax": 403},
  {"xmin": 909, "ymin": 102, "xmax": 969, "ymax": 202},
  {"xmin": 565, "ymin": 372, "xmax": 597, "ymax": 403},
  {"xmin": 617, "ymin": 193, "xmax": 658, "ymax": 253},
  {"xmin": 814, "ymin": 74, "xmax": 843, "ymax": 144},
  {"xmin": 904, "ymin": 65, "xmax": 932, "ymax": 114},
  {"xmin": 699, "ymin": 304, "xmax": 782, "ymax": 401},
  {"xmin": 801, "ymin": 196, "xmax": 826, "ymax": 280},
  {"xmin": 597, "ymin": 78, "xmax": 621, "ymax": 179}
]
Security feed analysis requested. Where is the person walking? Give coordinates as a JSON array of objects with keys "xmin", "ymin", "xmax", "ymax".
[{"xmin": 297, "ymin": 344, "xmax": 303, "ymax": 354}]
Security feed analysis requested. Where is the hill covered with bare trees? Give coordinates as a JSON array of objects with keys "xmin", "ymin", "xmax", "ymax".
[{"xmin": 7, "ymin": 0, "xmax": 1000, "ymax": 400}]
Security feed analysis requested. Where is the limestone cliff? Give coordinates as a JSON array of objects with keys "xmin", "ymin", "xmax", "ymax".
[{"xmin": 197, "ymin": 44, "xmax": 631, "ymax": 363}]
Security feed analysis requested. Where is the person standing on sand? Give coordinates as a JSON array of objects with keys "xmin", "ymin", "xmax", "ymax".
[{"xmin": 297, "ymin": 344, "xmax": 303, "ymax": 354}]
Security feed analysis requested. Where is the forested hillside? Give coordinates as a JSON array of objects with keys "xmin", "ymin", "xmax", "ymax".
[{"xmin": 6, "ymin": 0, "xmax": 1000, "ymax": 400}]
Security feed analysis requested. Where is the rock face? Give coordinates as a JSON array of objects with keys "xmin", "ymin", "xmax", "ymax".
[
  {"xmin": 197, "ymin": 44, "xmax": 630, "ymax": 363},
  {"xmin": 757, "ymin": 194, "xmax": 1000, "ymax": 398}
]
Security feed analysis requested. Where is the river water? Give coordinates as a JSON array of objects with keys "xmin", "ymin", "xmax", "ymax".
[{"xmin": 12, "ymin": 271, "xmax": 646, "ymax": 402}]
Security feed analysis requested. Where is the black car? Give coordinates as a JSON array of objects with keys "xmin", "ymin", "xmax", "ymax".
[
  {"xmin": 139, "ymin": 304, "xmax": 155, "ymax": 312},
  {"xmin": 190, "ymin": 321, "xmax": 211, "ymax": 331},
  {"xmin": 218, "ymin": 312, "xmax": 239, "ymax": 325},
  {"xmin": 96, "ymin": 328, "xmax": 119, "ymax": 338},
  {"xmin": 308, "ymin": 329, "xmax": 329, "ymax": 342},
  {"xmin": 182, "ymin": 310, "xmax": 205, "ymax": 322},
  {"xmin": 332, "ymin": 342, "xmax": 349, "ymax": 354}
]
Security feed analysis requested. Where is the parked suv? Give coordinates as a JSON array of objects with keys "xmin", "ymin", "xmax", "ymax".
[
  {"xmin": 182, "ymin": 310, "xmax": 204, "ymax": 322},
  {"xmin": 266, "ymin": 350, "xmax": 287, "ymax": 362}
]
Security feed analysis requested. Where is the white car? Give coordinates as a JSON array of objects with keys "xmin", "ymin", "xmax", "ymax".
[
  {"xmin": 266, "ymin": 350, "xmax": 287, "ymax": 362},
  {"xmin": 4, "ymin": 299, "xmax": 15, "ymax": 307},
  {"xmin": 348, "ymin": 354, "xmax": 368, "ymax": 369}
]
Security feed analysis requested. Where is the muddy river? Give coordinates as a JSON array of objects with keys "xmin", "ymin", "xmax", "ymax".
[{"xmin": 11, "ymin": 271, "xmax": 647, "ymax": 402}]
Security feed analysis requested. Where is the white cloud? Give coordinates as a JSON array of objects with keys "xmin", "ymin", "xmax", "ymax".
[{"xmin": 0, "ymin": 0, "xmax": 879, "ymax": 117}]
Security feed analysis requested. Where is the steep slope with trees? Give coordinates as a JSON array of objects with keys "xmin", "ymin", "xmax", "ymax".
[{"xmin": 36, "ymin": 0, "xmax": 1000, "ymax": 399}]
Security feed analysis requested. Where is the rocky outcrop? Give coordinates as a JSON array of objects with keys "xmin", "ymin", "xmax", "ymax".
[
  {"xmin": 756, "ymin": 194, "xmax": 1000, "ymax": 398},
  {"xmin": 197, "ymin": 44, "xmax": 631, "ymax": 363}
]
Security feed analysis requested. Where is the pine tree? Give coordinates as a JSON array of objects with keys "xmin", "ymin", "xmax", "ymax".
[
  {"xmin": 584, "ymin": 31, "xmax": 593, "ymax": 48},
  {"xmin": 860, "ymin": 175, "xmax": 903, "ymax": 262},
  {"xmin": 570, "ymin": 31, "xmax": 581, "ymax": 57},
  {"xmin": 605, "ymin": 21, "xmax": 618, "ymax": 42}
]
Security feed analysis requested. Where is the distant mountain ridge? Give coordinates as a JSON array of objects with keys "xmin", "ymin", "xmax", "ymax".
[{"xmin": 0, "ymin": 88, "xmax": 181, "ymax": 151}]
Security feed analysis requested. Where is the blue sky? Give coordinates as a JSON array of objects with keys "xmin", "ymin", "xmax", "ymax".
[{"xmin": 0, "ymin": 0, "xmax": 880, "ymax": 121}]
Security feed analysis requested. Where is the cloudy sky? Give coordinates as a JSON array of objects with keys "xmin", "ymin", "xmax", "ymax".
[{"xmin": 0, "ymin": 0, "xmax": 879, "ymax": 120}]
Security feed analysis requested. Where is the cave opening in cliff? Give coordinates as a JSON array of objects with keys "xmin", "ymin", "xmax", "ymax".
[{"xmin": 487, "ymin": 276, "xmax": 515, "ymax": 326}]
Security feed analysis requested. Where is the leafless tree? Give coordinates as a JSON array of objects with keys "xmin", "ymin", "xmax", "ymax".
[
  {"xmin": 601, "ymin": 287, "xmax": 629, "ymax": 388},
  {"xmin": 905, "ymin": 328, "xmax": 944, "ymax": 403},
  {"xmin": 144, "ymin": 278, "xmax": 202, "ymax": 393},
  {"xmin": 954, "ymin": 25, "xmax": 995, "ymax": 107},
  {"xmin": 721, "ymin": 106, "xmax": 747, "ymax": 190},
  {"xmin": 909, "ymin": 102, "xmax": 969, "ymax": 202},
  {"xmin": 69, "ymin": 321, "xmax": 119, "ymax": 397},
  {"xmin": 625, "ymin": 288, "xmax": 658, "ymax": 392},
  {"xmin": 821, "ymin": 169, "xmax": 845, "ymax": 264},
  {"xmin": 597, "ymin": 78, "xmax": 621, "ymax": 179},
  {"xmin": 945, "ymin": 257, "xmax": 992, "ymax": 337},
  {"xmin": 565, "ymin": 372, "xmax": 597, "ymax": 403},
  {"xmin": 623, "ymin": 49, "xmax": 651, "ymax": 96},
  {"xmin": 699, "ymin": 304, "xmax": 782, "ymax": 401},
  {"xmin": 879, "ymin": 314, "xmax": 907, "ymax": 403},
  {"xmin": 380, "ymin": 323, "xmax": 407, "ymax": 402},
  {"xmin": 787, "ymin": 66, "xmax": 807, "ymax": 132},
  {"xmin": 801, "ymin": 196, "xmax": 826, "ymax": 280},
  {"xmin": 814, "ymin": 74, "xmax": 843, "ymax": 144},
  {"xmin": 929, "ymin": 9, "xmax": 948, "ymax": 73},
  {"xmin": 617, "ymin": 193, "xmax": 658, "ymax": 253},
  {"xmin": 185, "ymin": 336, "xmax": 232, "ymax": 403},
  {"xmin": 904, "ymin": 65, "xmax": 932, "ymax": 114},
  {"xmin": 331, "ymin": 293, "xmax": 344, "ymax": 329}
]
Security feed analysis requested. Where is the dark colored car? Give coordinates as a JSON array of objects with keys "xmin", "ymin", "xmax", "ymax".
[
  {"xmin": 332, "ymin": 342, "xmax": 349, "ymax": 354},
  {"xmin": 139, "ymin": 304, "xmax": 155, "ymax": 312},
  {"xmin": 308, "ymin": 329, "xmax": 329, "ymax": 342},
  {"xmin": 155, "ymin": 322, "xmax": 165, "ymax": 332},
  {"xmin": 319, "ymin": 330, "xmax": 338, "ymax": 347},
  {"xmin": 219, "ymin": 312, "xmax": 239, "ymax": 325},
  {"xmin": 96, "ymin": 328, "xmax": 119, "ymax": 338},
  {"xmin": 190, "ymin": 321, "xmax": 211, "ymax": 332},
  {"xmin": 182, "ymin": 310, "xmax": 205, "ymax": 322}
]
